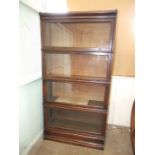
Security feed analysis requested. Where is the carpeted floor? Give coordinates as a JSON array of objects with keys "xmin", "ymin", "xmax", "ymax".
[{"xmin": 28, "ymin": 125, "xmax": 134, "ymax": 155}]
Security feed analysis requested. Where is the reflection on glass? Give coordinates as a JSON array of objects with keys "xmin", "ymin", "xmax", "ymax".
[
  {"xmin": 44, "ymin": 22, "xmax": 111, "ymax": 49},
  {"xmin": 45, "ymin": 53, "xmax": 108, "ymax": 79},
  {"xmin": 47, "ymin": 81, "xmax": 105, "ymax": 107}
]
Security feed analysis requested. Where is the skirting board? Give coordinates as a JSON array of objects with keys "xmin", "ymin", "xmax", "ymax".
[{"xmin": 22, "ymin": 130, "xmax": 43, "ymax": 155}]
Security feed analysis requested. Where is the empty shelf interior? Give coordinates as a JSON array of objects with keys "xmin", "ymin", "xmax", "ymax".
[
  {"xmin": 46, "ymin": 81, "xmax": 105, "ymax": 107},
  {"xmin": 47, "ymin": 108, "xmax": 105, "ymax": 134}
]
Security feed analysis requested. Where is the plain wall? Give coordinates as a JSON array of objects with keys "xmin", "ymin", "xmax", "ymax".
[
  {"xmin": 19, "ymin": 79, "xmax": 43, "ymax": 155},
  {"xmin": 108, "ymin": 76, "xmax": 134, "ymax": 126},
  {"xmin": 19, "ymin": 3, "xmax": 43, "ymax": 155},
  {"xmin": 20, "ymin": 0, "xmax": 42, "ymax": 11},
  {"xmin": 67, "ymin": 0, "xmax": 135, "ymax": 76},
  {"xmin": 19, "ymin": 1, "xmax": 42, "ymax": 85}
]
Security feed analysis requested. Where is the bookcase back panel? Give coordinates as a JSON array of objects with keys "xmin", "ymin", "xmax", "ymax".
[
  {"xmin": 45, "ymin": 53, "xmax": 109, "ymax": 79},
  {"xmin": 46, "ymin": 81, "xmax": 106, "ymax": 107},
  {"xmin": 43, "ymin": 22, "xmax": 112, "ymax": 49}
]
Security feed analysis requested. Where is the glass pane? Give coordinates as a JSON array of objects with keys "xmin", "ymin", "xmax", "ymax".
[
  {"xmin": 43, "ymin": 22, "xmax": 111, "ymax": 49},
  {"xmin": 46, "ymin": 81, "xmax": 105, "ymax": 107},
  {"xmin": 47, "ymin": 108, "xmax": 105, "ymax": 133},
  {"xmin": 45, "ymin": 53, "xmax": 109, "ymax": 79}
]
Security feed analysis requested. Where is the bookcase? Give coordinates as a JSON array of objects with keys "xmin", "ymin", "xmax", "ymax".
[{"xmin": 40, "ymin": 10, "xmax": 117, "ymax": 149}]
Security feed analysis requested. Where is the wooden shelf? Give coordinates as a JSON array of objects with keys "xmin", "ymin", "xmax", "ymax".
[
  {"xmin": 46, "ymin": 126, "xmax": 104, "ymax": 138},
  {"xmin": 44, "ymin": 130, "xmax": 104, "ymax": 150},
  {"xmin": 42, "ymin": 47, "xmax": 112, "ymax": 55},
  {"xmin": 44, "ymin": 74, "xmax": 110, "ymax": 84},
  {"xmin": 49, "ymin": 117, "xmax": 103, "ymax": 134},
  {"xmin": 45, "ymin": 108, "xmax": 106, "ymax": 135},
  {"xmin": 47, "ymin": 96, "xmax": 104, "ymax": 107},
  {"xmin": 45, "ymin": 102, "xmax": 107, "ymax": 114},
  {"xmin": 42, "ymin": 46, "xmax": 112, "ymax": 55}
]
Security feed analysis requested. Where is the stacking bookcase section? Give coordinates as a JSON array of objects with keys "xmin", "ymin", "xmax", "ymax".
[
  {"xmin": 42, "ymin": 22, "xmax": 112, "ymax": 50},
  {"xmin": 45, "ymin": 107, "xmax": 106, "ymax": 134},
  {"xmin": 45, "ymin": 81, "xmax": 107, "ymax": 108},
  {"xmin": 44, "ymin": 107, "xmax": 107, "ymax": 149},
  {"xmin": 43, "ymin": 53, "xmax": 112, "ymax": 81},
  {"xmin": 40, "ymin": 10, "xmax": 117, "ymax": 150}
]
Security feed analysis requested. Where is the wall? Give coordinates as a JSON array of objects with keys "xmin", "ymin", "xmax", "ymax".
[
  {"xmin": 19, "ymin": 1, "xmax": 42, "ymax": 85},
  {"xmin": 67, "ymin": 0, "xmax": 135, "ymax": 76},
  {"xmin": 19, "ymin": 80, "xmax": 43, "ymax": 155},
  {"xmin": 19, "ymin": 3, "xmax": 43, "ymax": 155},
  {"xmin": 20, "ymin": 0, "xmax": 42, "ymax": 12},
  {"xmin": 108, "ymin": 76, "xmax": 134, "ymax": 126}
]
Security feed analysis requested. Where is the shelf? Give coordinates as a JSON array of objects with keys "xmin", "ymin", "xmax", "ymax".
[
  {"xmin": 44, "ymin": 53, "xmax": 110, "ymax": 82},
  {"xmin": 45, "ymin": 102, "xmax": 107, "ymax": 114},
  {"xmin": 42, "ymin": 22, "xmax": 112, "ymax": 50},
  {"xmin": 47, "ymin": 108, "xmax": 106, "ymax": 134},
  {"xmin": 49, "ymin": 118, "xmax": 103, "ymax": 134},
  {"xmin": 45, "ymin": 101, "xmax": 107, "ymax": 113},
  {"xmin": 46, "ymin": 126, "xmax": 104, "ymax": 138},
  {"xmin": 47, "ymin": 96, "xmax": 104, "ymax": 107},
  {"xmin": 48, "ymin": 108, "xmax": 105, "ymax": 134},
  {"xmin": 45, "ymin": 81, "xmax": 107, "ymax": 111},
  {"xmin": 44, "ymin": 74, "xmax": 110, "ymax": 84},
  {"xmin": 44, "ymin": 131, "xmax": 104, "ymax": 150},
  {"xmin": 42, "ymin": 47, "xmax": 112, "ymax": 54}
]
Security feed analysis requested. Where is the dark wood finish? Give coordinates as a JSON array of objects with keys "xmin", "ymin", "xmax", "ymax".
[
  {"xmin": 44, "ymin": 132, "xmax": 104, "ymax": 150},
  {"xmin": 42, "ymin": 46, "xmax": 112, "ymax": 53},
  {"xmin": 44, "ymin": 75, "xmax": 110, "ymax": 84},
  {"xmin": 45, "ymin": 102, "xmax": 107, "ymax": 114},
  {"xmin": 40, "ymin": 10, "xmax": 117, "ymax": 150},
  {"xmin": 39, "ymin": 10, "xmax": 117, "ymax": 17},
  {"xmin": 131, "ymin": 101, "xmax": 135, "ymax": 153},
  {"xmin": 45, "ymin": 127, "xmax": 104, "ymax": 139}
]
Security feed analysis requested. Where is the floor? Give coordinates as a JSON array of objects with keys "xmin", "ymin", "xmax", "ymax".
[{"xmin": 28, "ymin": 125, "xmax": 134, "ymax": 155}]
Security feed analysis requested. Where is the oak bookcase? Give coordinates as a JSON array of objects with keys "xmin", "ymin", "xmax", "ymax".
[{"xmin": 40, "ymin": 10, "xmax": 117, "ymax": 149}]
